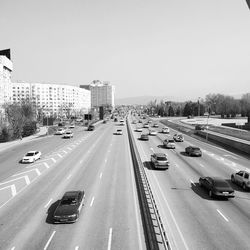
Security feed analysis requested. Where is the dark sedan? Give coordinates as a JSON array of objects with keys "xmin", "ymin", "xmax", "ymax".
[
  {"xmin": 53, "ymin": 190, "xmax": 85, "ymax": 223},
  {"xmin": 185, "ymin": 146, "xmax": 202, "ymax": 156},
  {"xmin": 199, "ymin": 177, "xmax": 235, "ymax": 199}
]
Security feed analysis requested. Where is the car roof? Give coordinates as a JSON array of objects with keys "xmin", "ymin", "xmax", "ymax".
[
  {"xmin": 63, "ymin": 191, "xmax": 83, "ymax": 198},
  {"xmin": 154, "ymin": 153, "xmax": 166, "ymax": 157},
  {"xmin": 27, "ymin": 151, "xmax": 37, "ymax": 153}
]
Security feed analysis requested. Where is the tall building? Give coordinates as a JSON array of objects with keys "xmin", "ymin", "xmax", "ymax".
[
  {"xmin": 81, "ymin": 80, "xmax": 115, "ymax": 109},
  {"xmin": 0, "ymin": 49, "xmax": 13, "ymax": 120},
  {"xmin": 11, "ymin": 82, "xmax": 91, "ymax": 118}
]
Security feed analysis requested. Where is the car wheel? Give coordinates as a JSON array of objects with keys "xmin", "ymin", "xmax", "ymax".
[
  {"xmin": 243, "ymin": 183, "xmax": 247, "ymax": 190},
  {"xmin": 209, "ymin": 190, "xmax": 213, "ymax": 198}
]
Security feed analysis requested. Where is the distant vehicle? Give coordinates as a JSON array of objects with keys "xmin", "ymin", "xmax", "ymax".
[
  {"xmin": 115, "ymin": 129, "xmax": 123, "ymax": 135},
  {"xmin": 162, "ymin": 127, "xmax": 170, "ymax": 134},
  {"xmin": 185, "ymin": 146, "xmax": 202, "ymax": 156},
  {"xmin": 152, "ymin": 123, "xmax": 159, "ymax": 128},
  {"xmin": 103, "ymin": 120, "xmax": 107, "ymax": 124},
  {"xmin": 138, "ymin": 120, "xmax": 142, "ymax": 123},
  {"xmin": 199, "ymin": 177, "xmax": 235, "ymax": 198},
  {"xmin": 231, "ymin": 171, "xmax": 250, "ymax": 190},
  {"xmin": 132, "ymin": 120, "xmax": 137, "ymax": 124},
  {"xmin": 22, "ymin": 151, "xmax": 41, "ymax": 163},
  {"xmin": 151, "ymin": 153, "xmax": 169, "ymax": 169},
  {"xmin": 136, "ymin": 127, "xmax": 143, "ymax": 132},
  {"xmin": 195, "ymin": 125, "xmax": 205, "ymax": 130},
  {"xmin": 87, "ymin": 124, "xmax": 95, "ymax": 131},
  {"xmin": 114, "ymin": 118, "xmax": 118, "ymax": 122},
  {"xmin": 173, "ymin": 134, "xmax": 184, "ymax": 142},
  {"xmin": 143, "ymin": 124, "xmax": 149, "ymax": 128},
  {"xmin": 149, "ymin": 130, "xmax": 157, "ymax": 136},
  {"xmin": 69, "ymin": 124, "xmax": 75, "ymax": 128},
  {"xmin": 53, "ymin": 190, "xmax": 85, "ymax": 223},
  {"xmin": 163, "ymin": 139, "xmax": 176, "ymax": 149},
  {"xmin": 120, "ymin": 121, "xmax": 125, "ymax": 126},
  {"xmin": 140, "ymin": 133, "xmax": 149, "ymax": 141},
  {"xmin": 55, "ymin": 128, "xmax": 65, "ymax": 135},
  {"xmin": 58, "ymin": 122, "xmax": 65, "ymax": 127},
  {"xmin": 64, "ymin": 130, "xmax": 73, "ymax": 138}
]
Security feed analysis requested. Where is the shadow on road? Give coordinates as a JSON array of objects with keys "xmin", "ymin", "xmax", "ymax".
[{"xmin": 46, "ymin": 200, "xmax": 60, "ymax": 224}]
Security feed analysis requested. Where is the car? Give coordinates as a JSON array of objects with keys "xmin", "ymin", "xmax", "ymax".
[
  {"xmin": 120, "ymin": 121, "xmax": 125, "ymax": 126},
  {"xmin": 115, "ymin": 129, "xmax": 123, "ymax": 135},
  {"xmin": 185, "ymin": 146, "xmax": 202, "ymax": 156},
  {"xmin": 103, "ymin": 120, "xmax": 107, "ymax": 124},
  {"xmin": 163, "ymin": 139, "xmax": 176, "ymax": 149},
  {"xmin": 149, "ymin": 130, "xmax": 157, "ymax": 136},
  {"xmin": 199, "ymin": 177, "xmax": 235, "ymax": 198},
  {"xmin": 132, "ymin": 120, "xmax": 137, "ymax": 124},
  {"xmin": 140, "ymin": 133, "xmax": 149, "ymax": 141},
  {"xmin": 138, "ymin": 120, "xmax": 142, "ymax": 123},
  {"xmin": 136, "ymin": 127, "xmax": 143, "ymax": 132},
  {"xmin": 55, "ymin": 128, "xmax": 65, "ymax": 135},
  {"xmin": 162, "ymin": 127, "xmax": 170, "ymax": 134},
  {"xmin": 53, "ymin": 190, "xmax": 85, "ymax": 223},
  {"xmin": 64, "ymin": 130, "xmax": 73, "ymax": 138},
  {"xmin": 152, "ymin": 123, "xmax": 159, "ymax": 128},
  {"xmin": 114, "ymin": 118, "xmax": 118, "ymax": 122},
  {"xmin": 87, "ymin": 124, "xmax": 95, "ymax": 131},
  {"xmin": 231, "ymin": 171, "xmax": 250, "ymax": 190},
  {"xmin": 143, "ymin": 123, "xmax": 149, "ymax": 128},
  {"xmin": 195, "ymin": 124, "xmax": 205, "ymax": 130},
  {"xmin": 151, "ymin": 153, "xmax": 169, "ymax": 169},
  {"xmin": 69, "ymin": 124, "xmax": 75, "ymax": 128},
  {"xmin": 173, "ymin": 133, "xmax": 184, "ymax": 142},
  {"xmin": 22, "ymin": 151, "xmax": 41, "ymax": 163}
]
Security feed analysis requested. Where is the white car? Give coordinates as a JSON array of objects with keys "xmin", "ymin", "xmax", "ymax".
[
  {"xmin": 231, "ymin": 171, "xmax": 250, "ymax": 190},
  {"xmin": 22, "ymin": 151, "xmax": 41, "ymax": 163},
  {"xmin": 162, "ymin": 127, "xmax": 170, "ymax": 134},
  {"xmin": 55, "ymin": 128, "xmax": 65, "ymax": 135},
  {"xmin": 143, "ymin": 124, "xmax": 149, "ymax": 128},
  {"xmin": 64, "ymin": 130, "xmax": 73, "ymax": 138},
  {"xmin": 163, "ymin": 139, "xmax": 176, "ymax": 149},
  {"xmin": 116, "ymin": 129, "xmax": 123, "ymax": 135},
  {"xmin": 136, "ymin": 127, "xmax": 143, "ymax": 132},
  {"xmin": 69, "ymin": 124, "xmax": 75, "ymax": 128},
  {"xmin": 149, "ymin": 130, "xmax": 157, "ymax": 136}
]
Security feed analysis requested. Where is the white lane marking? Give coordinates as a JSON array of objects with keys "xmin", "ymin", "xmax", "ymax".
[
  {"xmin": 75, "ymin": 246, "xmax": 79, "ymax": 250},
  {"xmin": 51, "ymin": 158, "xmax": 56, "ymax": 163},
  {"xmin": 12, "ymin": 168, "xmax": 41, "ymax": 177},
  {"xmin": 100, "ymin": 173, "xmax": 103, "ymax": 179},
  {"xmin": 150, "ymin": 147, "xmax": 154, "ymax": 153},
  {"xmin": 216, "ymin": 209, "xmax": 229, "ymax": 222},
  {"xmin": 107, "ymin": 228, "xmax": 113, "ymax": 250},
  {"xmin": 152, "ymin": 173, "xmax": 189, "ymax": 250},
  {"xmin": 0, "ymin": 185, "xmax": 17, "ymax": 196},
  {"xmin": 104, "ymin": 158, "xmax": 107, "ymax": 163},
  {"xmin": 10, "ymin": 247, "xmax": 15, "ymax": 250},
  {"xmin": 0, "ymin": 176, "xmax": 30, "ymax": 186},
  {"xmin": 224, "ymin": 154, "xmax": 238, "ymax": 160},
  {"xmin": 66, "ymin": 174, "xmax": 72, "ymax": 180},
  {"xmin": 44, "ymin": 230, "xmax": 56, "ymax": 250},
  {"xmin": 80, "ymin": 159, "xmax": 83, "ymax": 164},
  {"xmin": 57, "ymin": 153, "xmax": 62, "ymax": 158},
  {"xmin": 199, "ymin": 163, "xmax": 205, "ymax": 168},
  {"xmin": 44, "ymin": 199, "xmax": 53, "ymax": 208},
  {"xmin": 63, "ymin": 150, "xmax": 67, "ymax": 154},
  {"xmin": 190, "ymin": 179, "xmax": 195, "ymax": 185},
  {"xmin": 67, "ymin": 147, "xmax": 72, "ymax": 150},
  {"xmin": 43, "ymin": 162, "xmax": 50, "ymax": 169},
  {"xmin": 90, "ymin": 197, "xmax": 95, "ymax": 207}
]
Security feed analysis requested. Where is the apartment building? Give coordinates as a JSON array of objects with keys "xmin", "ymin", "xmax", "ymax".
[
  {"xmin": 11, "ymin": 82, "xmax": 91, "ymax": 118},
  {"xmin": 80, "ymin": 80, "xmax": 115, "ymax": 109}
]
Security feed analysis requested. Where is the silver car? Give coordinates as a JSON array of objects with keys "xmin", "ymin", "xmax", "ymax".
[{"xmin": 231, "ymin": 171, "xmax": 250, "ymax": 190}]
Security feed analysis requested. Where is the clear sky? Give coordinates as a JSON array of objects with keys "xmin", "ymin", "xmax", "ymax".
[{"xmin": 1, "ymin": 0, "xmax": 250, "ymax": 100}]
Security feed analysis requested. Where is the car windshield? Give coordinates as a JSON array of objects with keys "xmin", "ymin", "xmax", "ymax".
[
  {"xmin": 168, "ymin": 140, "xmax": 174, "ymax": 143},
  {"xmin": 26, "ymin": 152, "xmax": 35, "ymax": 156},
  {"xmin": 61, "ymin": 198, "xmax": 77, "ymax": 205},
  {"xmin": 157, "ymin": 156, "xmax": 167, "ymax": 161},
  {"xmin": 66, "ymin": 132, "xmax": 71, "ymax": 134},
  {"xmin": 192, "ymin": 147, "xmax": 200, "ymax": 151},
  {"xmin": 214, "ymin": 180, "xmax": 230, "ymax": 188}
]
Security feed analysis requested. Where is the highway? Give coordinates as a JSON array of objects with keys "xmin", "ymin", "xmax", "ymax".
[
  {"xmin": 0, "ymin": 122, "xmax": 145, "ymax": 250},
  {"xmin": 130, "ymin": 116, "xmax": 250, "ymax": 250}
]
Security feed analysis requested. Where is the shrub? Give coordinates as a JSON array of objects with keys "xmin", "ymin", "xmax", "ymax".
[
  {"xmin": 22, "ymin": 121, "xmax": 37, "ymax": 137},
  {"xmin": 0, "ymin": 126, "xmax": 10, "ymax": 142}
]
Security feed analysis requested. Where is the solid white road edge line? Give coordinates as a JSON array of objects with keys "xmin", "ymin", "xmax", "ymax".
[
  {"xmin": 66, "ymin": 174, "xmax": 72, "ymax": 180},
  {"xmin": 44, "ymin": 199, "xmax": 53, "ymax": 208},
  {"xmin": 216, "ymin": 209, "xmax": 229, "ymax": 222},
  {"xmin": 107, "ymin": 228, "xmax": 112, "ymax": 250},
  {"xmin": 100, "ymin": 172, "xmax": 103, "ymax": 179},
  {"xmin": 44, "ymin": 231, "xmax": 56, "ymax": 250}
]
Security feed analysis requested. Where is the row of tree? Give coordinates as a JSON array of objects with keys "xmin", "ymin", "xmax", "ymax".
[{"xmin": 146, "ymin": 93, "xmax": 250, "ymax": 119}]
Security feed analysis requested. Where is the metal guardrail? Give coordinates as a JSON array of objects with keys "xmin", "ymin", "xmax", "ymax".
[{"xmin": 126, "ymin": 118, "xmax": 171, "ymax": 250}]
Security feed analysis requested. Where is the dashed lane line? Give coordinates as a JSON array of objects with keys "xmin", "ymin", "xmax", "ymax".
[
  {"xmin": 107, "ymin": 228, "xmax": 113, "ymax": 250},
  {"xmin": 216, "ymin": 209, "xmax": 229, "ymax": 222},
  {"xmin": 99, "ymin": 173, "xmax": 103, "ymax": 179},
  {"xmin": 12, "ymin": 168, "xmax": 41, "ymax": 177},
  {"xmin": 44, "ymin": 199, "xmax": 53, "ymax": 208},
  {"xmin": 66, "ymin": 174, "xmax": 72, "ymax": 180},
  {"xmin": 44, "ymin": 231, "xmax": 56, "ymax": 250},
  {"xmin": 90, "ymin": 197, "xmax": 95, "ymax": 207}
]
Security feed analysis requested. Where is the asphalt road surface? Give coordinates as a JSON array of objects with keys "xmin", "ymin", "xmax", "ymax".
[
  {"xmin": 130, "ymin": 116, "xmax": 250, "ymax": 250},
  {"xmin": 0, "ymin": 122, "xmax": 145, "ymax": 250}
]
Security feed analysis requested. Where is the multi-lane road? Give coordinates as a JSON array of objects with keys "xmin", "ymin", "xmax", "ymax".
[
  {"xmin": 130, "ymin": 116, "xmax": 250, "ymax": 250},
  {"xmin": 0, "ymin": 122, "xmax": 145, "ymax": 250},
  {"xmin": 0, "ymin": 117, "xmax": 249, "ymax": 250}
]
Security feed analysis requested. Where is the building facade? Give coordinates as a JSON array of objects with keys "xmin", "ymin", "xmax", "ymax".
[
  {"xmin": 81, "ymin": 80, "xmax": 115, "ymax": 109},
  {"xmin": 11, "ymin": 82, "xmax": 91, "ymax": 118}
]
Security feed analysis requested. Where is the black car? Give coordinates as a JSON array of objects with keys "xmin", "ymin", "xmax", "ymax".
[
  {"xmin": 87, "ymin": 124, "xmax": 95, "ymax": 131},
  {"xmin": 185, "ymin": 146, "xmax": 202, "ymax": 156},
  {"xmin": 199, "ymin": 177, "xmax": 235, "ymax": 199},
  {"xmin": 53, "ymin": 190, "xmax": 85, "ymax": 223}
]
